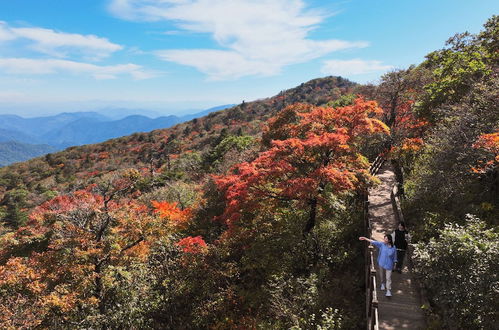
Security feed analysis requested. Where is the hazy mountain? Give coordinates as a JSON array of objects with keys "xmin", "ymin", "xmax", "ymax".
[
  {"xmin": 0, "ymin": 76, "xmax": 354, "ymax": 171},
  {"xmin": 0, "ymin": 141, "xmax": 57, "ymax": 167},
  {"xmin": 0, "ymin": 112, "xmax": 110, "ymax": 138},
  {"xmin": 0, "ymin": 128, "xmax": 37, "ymax": 144},
  {"xmin": 180, "ymin": 104, "xmax": 235, "ymax": 121},
  {"xmin": 41, "ymin": 115, "xmax": 183, "ymax": 148},
  {"xmin": 94, "ymin": 108, "xmax": 163, "ymax": 120},
  {"xmin": 0, "ymin": 105, "xmax": 236, "ymax": 165},
  {"xmin": 40, "ymin": 106, "xmax": 235, "ymax": 148}
]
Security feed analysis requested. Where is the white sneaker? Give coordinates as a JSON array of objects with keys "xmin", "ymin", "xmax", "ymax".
[
  {"xmin": 386, "ymin": 290, "xmax": 392, "ymax": 297},
  {"xmin": 380, "ymin": 283, "xmax": 386, "ymax": 290}
]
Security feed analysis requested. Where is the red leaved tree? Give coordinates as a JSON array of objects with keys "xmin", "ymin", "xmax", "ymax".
[
  {"xmin": 0, "ymin": 170, "xmax": 175, "ymax": 328},
  {"xmin": 216, "ymin": 98, "xmax": 389, "ymax": 235},
  {"xmin": 472, "ymin": 132, "xmax": 499, "ymax": 173}
]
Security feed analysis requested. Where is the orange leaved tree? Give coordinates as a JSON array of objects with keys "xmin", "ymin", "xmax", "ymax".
[
  {"xmin": 0, "ymin": 171, "xmax": 181, "ymax": 328},
  {"xmin": 472, "ymin": 132, "xmax": 499, "ymax": 173},
  {"xmin": 216, "ymin": 98, "xmax": 389, "ymax": 235}
]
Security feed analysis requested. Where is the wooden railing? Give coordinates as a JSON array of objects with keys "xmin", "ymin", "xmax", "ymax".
[
  {"xmin": 366, "ymin": 245, "xmax": 379, "ymax": 330},
  {"xmin": 369, "ymin": 155, "xmax": 385, "ymax": 176},
  {"xmin": 391, "ymin": 184, "xmax": 405, "ymax": 224},
  {"xmin": 363, "ymin": 156, "xmax": 385, "ymax": 330}
]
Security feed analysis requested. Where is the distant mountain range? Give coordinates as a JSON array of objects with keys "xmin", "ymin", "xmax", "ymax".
[
  {"xmin": 0, "ymin": 128, "xmax": 36, "ymax": 144},
  {"xmin": 0, "ymin": 105, "xmax": 234, "ymax": 166},
  {"xmin": 0, "ymin": 141, "xmax": 57, "ymax": 167}
]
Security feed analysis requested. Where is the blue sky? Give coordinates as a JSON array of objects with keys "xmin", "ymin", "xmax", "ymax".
[{"xmin": 0, "ymin": 0, "xmax": 497, "ymax": 117}]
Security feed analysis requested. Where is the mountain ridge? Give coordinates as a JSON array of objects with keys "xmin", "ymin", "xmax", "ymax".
[
  {"xmin": 0, "ymin": 105, "xmax": 236, "ymax": 164},
  {"xmin": 0, "ymin": 75, "xmax": 356, "ymax": 189}
]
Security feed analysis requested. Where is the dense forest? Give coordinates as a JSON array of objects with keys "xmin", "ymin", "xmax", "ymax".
[{"xmin": 0, "ymin": 16, "xmax": 497, "ymax": 329}]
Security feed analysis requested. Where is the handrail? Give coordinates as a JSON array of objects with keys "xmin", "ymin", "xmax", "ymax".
[
  {"xmin": 391, "ymin": 185, "xmax": 405, "ymax": 224},
  {"xmin": 369, "ymin": 155, "xmax": 385, "ymax": 176},
  {"xmin": 367, "ymin": 245, "xmax": 379, "ymax": 330}
]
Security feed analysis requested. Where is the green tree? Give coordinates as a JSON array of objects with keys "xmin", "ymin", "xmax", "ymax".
[
  {"xmin": 419, "ymin": 15, "xmax": 498, "ymax": 123},
  {"xmin": 404, "ymin": 16, "xmax": 499, "ymax": 230},
  {"xmin": 203, "ymin": 135, "xmax": 255, "ymax": 171},
  {"xmin": 1, "ymin": 188, "xmax": 29, "ymax": 229}
]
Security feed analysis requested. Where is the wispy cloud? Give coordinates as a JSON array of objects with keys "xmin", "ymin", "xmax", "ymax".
[
  {"xmin": 0, "ymin": 22, "xmax": 155, "ymax": 80},
  {"xmin": 0, "ymin": 58, "xmax": 154, "ymax": 80},
  {"xmin": 0, "ymin": 21, "xmax": 16, "ymax": 42},
  {"xmin": 109, "ymin": 0, "xmax": 368, "ymax": 79},
  {"xmin": 160, "ymin": 30, "xmax": 183, "ymax": 36},
  {"xmin": 321, "ymin": 59, "xmax": 392, "ymax": 76},
  {"xmin": 1, "ymin": 22, "xmax": 122, "ymax": 60},
  {"xmin": 11, "ymin": 27, "xmax": 123, "ymax": 60},
  {"xmin": 155, "ymin": 49, "xmax": 280, "ymax": 80}
]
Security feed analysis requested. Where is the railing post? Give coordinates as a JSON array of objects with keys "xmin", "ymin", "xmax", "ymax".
[
  {"xmin": 370, "ymin": 250, "xmax": 379, "ymax": 330},
  {"xmin": 369, "ymin": 155, "xmax": 385, "ymax": 176}
]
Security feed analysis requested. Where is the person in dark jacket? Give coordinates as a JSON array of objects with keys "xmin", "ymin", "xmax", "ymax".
[{"xmin": 392, "ymin": 222, "xmax": 409, "ymax": 273}]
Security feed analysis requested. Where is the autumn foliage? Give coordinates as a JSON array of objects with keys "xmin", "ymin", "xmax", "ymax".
[
  {"xmin": 176, "ymin": 236, "xmax": 208, "ymax": 253},
  {"xmin": 152, "ymin": 200, "xmax": 192, "ymax": 228},
  {"xmin": 0, "ymin": 17, "xmax": 496, "ymax": 326},
  {"xmin": 472, "ymin": 132, "xmax": 499, "ymax": 173},
  {"xmin": 216, "ymin": 98, "xmax": 389, "ymax": 234},
  {"xmin": 389, "ymin": 100, "xmax": 428, "ymax": 153},
  {"xmin": 0, "ymin": 179, "xmax": 170, "ymax": 327}
]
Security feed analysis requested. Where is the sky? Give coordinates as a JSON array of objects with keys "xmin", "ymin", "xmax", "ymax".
[{"xmin": 0, "ymin": 0, "xmax": 497, "ymax": 117}]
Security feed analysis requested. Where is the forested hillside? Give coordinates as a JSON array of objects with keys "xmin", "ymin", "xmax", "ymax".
[
  {"xmin": 0, "ymin": 75, "xmax": 356, "ymax": 221},
  {"xmin": 1, "ymin": 75, "xmax": 368, "ymax": 328},
  {"xmin": 0, "ymin": 16, "xmax": 497, "ymax": 329},
  {"xmin": 0, "ymin": 106, "xmax": 234, "ymax": 165},
  {"xmin": 0, "ymin": 141, "xmax": 57, "ymax": 167}
]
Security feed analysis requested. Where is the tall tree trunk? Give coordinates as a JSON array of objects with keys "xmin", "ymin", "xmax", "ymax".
[
  {"xmin": 303, "ymin": 198, "xmax": 317, "ymax": 235},
  {"xmin": 387, "ymin": 93, "xmax": 399, "ymax": 128},
  {"xmin": 94, "ymin": 262, "xmax": 106, "ymax": 315}
]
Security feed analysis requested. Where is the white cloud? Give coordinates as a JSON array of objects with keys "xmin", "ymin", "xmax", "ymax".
[
  {"xmin": 11, "ymin": 27, "xmax": 123, "ymax": 60},
  {"xmin": 161, "ymin": 30, "xmax": 182, "ymax": 35},
  {"xmin": 156, "ymin": 49, "xmax": 278, "ymax": 80},
  {"xmin": 0, "ymin": 22, "xmax": 122, "ymax": 60},
  {"xmin": 0, "ymin": 21, "xmax": 16, "ymax": 42},
  {"xmin": 0, "ymin": 22, "xmax": 154, "ymax": 81},
  {"xmin": 109, "ymin": 0, "xmax": 368, "ymax": 79},
  {"xmin": 0, "ymin": 58, "xmax": 154, "ymax": 80},
  {"xmin": 108, "ymin": 0, "xmax": 191, "ymax": 22},
  {"xmin": 321, "ymin": 59, "xmax": 392, "ymax": 76}
]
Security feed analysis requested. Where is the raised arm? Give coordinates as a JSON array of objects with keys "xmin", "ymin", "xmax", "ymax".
[{"xmin": 359, "ymin": 236, "xmax": 374, "ymax": 243}]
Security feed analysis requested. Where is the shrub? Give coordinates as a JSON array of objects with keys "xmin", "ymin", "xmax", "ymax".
[{"xmin": 412, "ymin": 215, "xmax": 499, "ymax": 329}]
